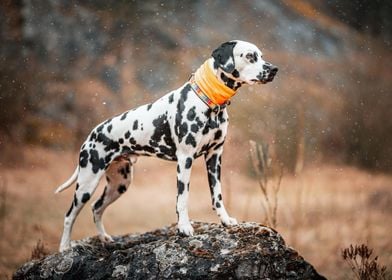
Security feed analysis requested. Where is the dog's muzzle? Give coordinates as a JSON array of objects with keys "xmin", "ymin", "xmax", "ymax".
[{"xmin": 255, "ymin": 63, "xmax": 278, "ymax": 84}]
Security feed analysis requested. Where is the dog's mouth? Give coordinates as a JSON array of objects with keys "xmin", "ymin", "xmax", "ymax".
[{"xmin": 251, "ymin": 75, "xmax": 276, "ymax": 84}]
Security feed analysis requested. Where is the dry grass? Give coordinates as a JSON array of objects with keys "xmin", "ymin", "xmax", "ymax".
[
  {"xmin": 30, "ymin": 240, "xmax": 50, "ymax": 261},
  {"xmin": 0, "ymin": 146, "xmax": 391, "ymax": 279},
  {"xmin": 249, "ymin": 140, "xmax": 282, "ymax": 228},
  {"xmin": 342, "ymin": 244, "xmax": 388, "ymax": 280}
]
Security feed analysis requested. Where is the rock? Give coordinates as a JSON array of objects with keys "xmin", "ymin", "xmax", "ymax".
[{"xmin": 13, "ymin": 222, "xmax": 326, "ymax": 279}]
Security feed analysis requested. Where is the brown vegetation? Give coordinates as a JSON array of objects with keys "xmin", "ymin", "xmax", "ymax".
[
  {"xmin": 0, "ymin": 146, "xmax": 391, "ymax": 278},
  {"xmin": 342, "ymin": 244, "xmax": 388, "ymax": 280}
]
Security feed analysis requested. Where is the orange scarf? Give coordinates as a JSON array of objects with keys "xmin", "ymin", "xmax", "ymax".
[{"xmin": 193, "ymin": 60, "xmax": 237, "ymax": 106}]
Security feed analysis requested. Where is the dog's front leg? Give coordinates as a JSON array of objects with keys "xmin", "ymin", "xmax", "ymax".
[
  {"xmin": 176, "ymin": 156, "xmax": 194, "ymax": 236},
  {"xmin": 205, "ymin": 148, "xmax": 238, "ymax": 226}
]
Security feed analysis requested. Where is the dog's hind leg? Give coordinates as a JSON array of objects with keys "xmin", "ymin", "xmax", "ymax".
[
  {"xmin": 92, "ymin": 155, "xmax": 137, "ymax": 243},
  {"xmin": 59, "ymin": 168, "xmax": 104, "ymax": 252}
]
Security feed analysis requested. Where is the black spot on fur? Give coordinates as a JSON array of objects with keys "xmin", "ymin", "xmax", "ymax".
[
  {"xmin": 120, "ymin": 111, "xmax": 129, "ymax": 120},
  {"xmin": 119, "ymin": 138, "xmax": 124, "ymax": 144},
  {"xmin": 118, "ymin": 164, "xmax": 130, "ymax": 180},
  {"xmin": 177, "ymin": 165, "xmax": 180, "ymax": 173},
  {"xmin": 105, "ymin": 152, "xmax": 114, "ymax": 164},
  {"xmin": 66, "ymin": 203, "xmax": 73, "ymax": 217},
  {"xmin": 107, "ymin": 124, "xmax": 113, "ymax": 133},
  {"xmin": 218, "ymin": 111, "xmax": 226, "ymax": 123},
  {"xmin": 179, "ymin": 123, "xmax": 188, "ymax": 141},
  {"xmin": 178, "ymin": 180, "xmax": 185, "ymax": 195},
  {"xmin": 185, "ymin": 133, "xmax": 197, "ymax": 147},
  {"xmin": 118, "ymin": 184, "xmax": 127, "ymax": 194},
  {"xmin": 147, "ymin": 104, "xmax": 152, "ymax": 111},
  {"xmin": 79, "ymin": 150, "xmax": 89, "ymax": 167},
  {"xmin": 121, "ymin": 146, "xmax": 132, "ymax": 155},
  {"xmin": 190, "ymin": 124, "xmax": 199, "ymax": 133},
  {"xmin": 206, "ymin": 153, "xmax": 222, "ymax": 188},
  {"xmin": 149, "ymin": 114, "xmax": 177, "ymax": 159},
  {"xmin": 89, "ymin": 132, "xmax": 97, "ymax": 141},
  {"xmin": 129, "ymin": 137, "xmax": 136, "ymax": 145},
  {"xmin": 220, "ymin": 73, "xmax": 236, "ymax": 89},
  {"xmin": 232, "ymin": 69, "xmax": 240, "ymax": 78},
  {"xmin": 214, "ymin": 130, "xmax": 222, "ymax": 140},
  {"xmin": 73, "ymin": 194, "xmax": 78, "ymax": 207},
  {"xmin": 174, "ymin": 85, "xmax": 190, "ymax": 142},
  {"xmin": 125, "ymin": 131, "xmax": 131, "ymax": 139},
  {"xmin": 133, "ymin": 144, "xmax": 156, "ymax": 155},
  {"xmin": 81, "ymin": 193, "xmax": 91, "ymax": 203},
  {"xmin": 207, "ymin": 154, "xmax": 219, "ymax": 174},
  {"xmin": 215, "ymin": 201, "xmax": 221, "ymax": 208},
  {"xmin": 202, "ymin": 117, "xmax": 219, "ymax": 135},
  {"xmin": 208, "ymin": 173, "xmax": 217, "ymax": 187},
  {"xmin": 213, "ymin": 141, "xmax": 225, "ymax": 151},
  {"xmin": 185, "ymin": 157, "xmax": 192, "ymax": 169},
  {"xmin": 96, "ymin": 133, "xmax": 120, "ymax": 153},
  {"xmin": 168, "ymin": 93, "xmax": 174, "ymax": 104},
  {"xmin": 94, "ymin": 187, "xmax": 106, "ymax": 210},
  {"xmin": 89, "ymin": 149, "xmax": 106, "ymax": 173},
  {"xmin": 218, "ymin": 194, "xmax": 222, "ymax": 201},
  {"xmin": 187, "ymin": 107, "xmax": 196, "ymax": 121},
  {"xmin": 97, "ymin": 124, "xmax": 104, "ymax": 133},
  {"xmin": 76, "ymin": 183, "xmax": 79, "ymax": 190},
  {"xmin": 133, "ymin": 120, "xmax": 138, "ymax": 130},
  {"xmin": 202, "ymin": 126, "xmax": 209, "ymax": 135}
]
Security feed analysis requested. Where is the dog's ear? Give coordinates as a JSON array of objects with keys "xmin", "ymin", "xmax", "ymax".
[{"xmin": 211, "ymin": 41, "xmax": 237, "ymax": 73}]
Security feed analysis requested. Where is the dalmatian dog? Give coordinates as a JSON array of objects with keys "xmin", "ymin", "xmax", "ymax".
[{"xmin": 55, "ymin": 40, "xmax": 278, "ymax": 252}]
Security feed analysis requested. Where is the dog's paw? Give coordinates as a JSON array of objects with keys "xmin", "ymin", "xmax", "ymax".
[
  {"xmin": 59, "ymin": 243, "xmax": 71, "ymax": 252},
  {"xmin": 177, "ymin": 222, "xmax": 194, "ymax": 236},
  {"xmin": 99, "ymin": 233, "xmax": 114, "ymax": 243},
  {"xmin": 221, "ymin": 216, "xmax": 238, "ymax": 227}
]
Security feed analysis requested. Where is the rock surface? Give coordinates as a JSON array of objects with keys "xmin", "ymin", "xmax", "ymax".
[{"xmin": 14, "ymin": 222, "xmax": 326, "ymax": 279}]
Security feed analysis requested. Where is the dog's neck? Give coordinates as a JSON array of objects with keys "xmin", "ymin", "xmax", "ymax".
[
  {"xmin": 215, "ymin": 67, "xmax": 243, "ymax": 91},
  {"xmin": 191, "ymin": 59, "xmax": 241, "ymax": 107}
]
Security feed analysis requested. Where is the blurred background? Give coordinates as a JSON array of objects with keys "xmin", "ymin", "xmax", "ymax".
[{"xmin": 0, "ymin": 0, "xmax": 391, "ymax": 278}]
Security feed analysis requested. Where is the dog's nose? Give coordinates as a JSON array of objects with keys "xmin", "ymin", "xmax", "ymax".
[
  {"xmin": 263, "ymin": 63, "xmax": 278, "ymax": 75},
  {"xmin": 270, "ymin": 65, "xmax": 278, "ymax": 75}
]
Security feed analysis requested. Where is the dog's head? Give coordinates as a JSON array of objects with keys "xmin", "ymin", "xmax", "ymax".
[{"xmin": 212, "ymin": 40, "xmax": 278, "ymax": 85}]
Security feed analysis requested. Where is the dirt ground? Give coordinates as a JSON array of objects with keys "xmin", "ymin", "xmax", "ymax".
[{"xmin": 0, "ymin": 146, "xmax": 391, "ymax": 279}]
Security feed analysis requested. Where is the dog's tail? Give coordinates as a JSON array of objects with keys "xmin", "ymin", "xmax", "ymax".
[{"xmin": 54, "ymin": 166, "xmax": 79, "ymax": 194}]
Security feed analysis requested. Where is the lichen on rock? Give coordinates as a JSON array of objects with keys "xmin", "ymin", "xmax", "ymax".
[{"xmin": 13, "ymin": 222, "xmax": 326, "ymax": 279}]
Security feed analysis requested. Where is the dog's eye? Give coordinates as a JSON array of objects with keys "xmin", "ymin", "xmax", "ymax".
[
  {"xmin": 245, "ymin": 53, "xmax": 254, "ymax": 60},
  {"xmin": 245, "ymin": 52, "xmax": 258, "ymax": 63}
]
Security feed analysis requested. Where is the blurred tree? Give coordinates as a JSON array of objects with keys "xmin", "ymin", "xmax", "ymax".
[
  {"xmin": 323, "ymin": 0, "xmax": 392, "ymax": 41},
  {"xmin": 0, "ymin": 1, "xmax": 35, "ymax": 143}
]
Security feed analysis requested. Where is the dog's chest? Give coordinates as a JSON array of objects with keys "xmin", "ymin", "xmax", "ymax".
[{"xmin": 180, "ymin": 107, "xmax": 229, "ymax": 158}]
